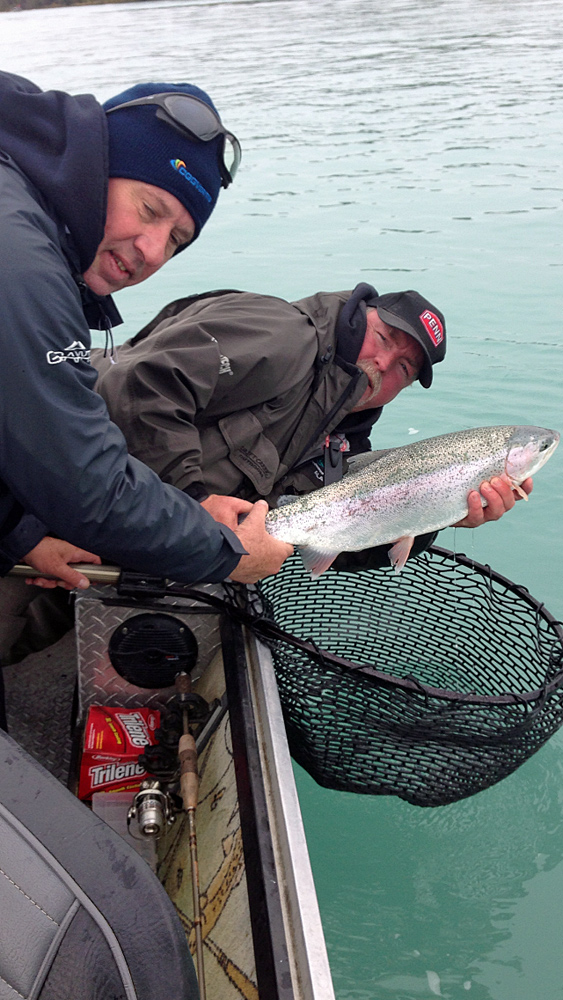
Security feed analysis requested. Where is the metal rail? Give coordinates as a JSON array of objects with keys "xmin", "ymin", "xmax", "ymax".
[
  {"xmin": 10, "ymin": 563, "xmax": 122, "ymax": 585},
  {"xmin": 244, "ymin": 629, "xmax": 336, "ymax": 1000}
]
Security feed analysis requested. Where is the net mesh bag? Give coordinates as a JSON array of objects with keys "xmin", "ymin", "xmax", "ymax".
[{"xmin": 254, "ymin": 545, "xmax": 563, "ymax": 807}]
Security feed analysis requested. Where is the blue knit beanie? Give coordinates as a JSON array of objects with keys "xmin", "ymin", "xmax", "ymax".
[{"xmin": 104, "ymin": 82, "xmax": 224, "ymax": 242}]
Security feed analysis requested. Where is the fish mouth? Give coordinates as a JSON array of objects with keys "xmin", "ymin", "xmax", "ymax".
[{"xmin": 534, "ymin": 431, "xmax": 560, "ymax": 472}]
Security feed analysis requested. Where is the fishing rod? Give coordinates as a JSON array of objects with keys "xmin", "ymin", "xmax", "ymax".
[
  {"xmin": 175, "ymin": 672, "xmax": 206, "ymax": 1000},
  {"xmin": 9, "ymin": 563, "xmax": 121, "ymax": 584}
]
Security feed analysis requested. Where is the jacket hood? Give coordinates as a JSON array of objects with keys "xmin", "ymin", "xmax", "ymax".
[
  {"xmin": 292, "ymin": 286, "xmax": 383, "ymax": 441},
  {"xmin": 292, "ymin": 285, "xmax": 372, "ymax": 366},
  {"xmin": 0, "ymin": 71, "xmax": 108, "ymax": 274}
]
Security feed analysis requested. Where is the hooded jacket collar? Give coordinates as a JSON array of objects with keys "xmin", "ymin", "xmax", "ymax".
[
  {"xmin": 0, "ymin": 71, "xmax": 107, "ymax": 276},
  {"xmin": 334, "ymin": 281, "xmax": 378, "ymax": 363}
]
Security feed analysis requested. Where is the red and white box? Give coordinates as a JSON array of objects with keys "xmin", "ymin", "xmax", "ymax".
[{"xmin": 78, "ymin": 706, "xmax": 160, "ymax": 801}]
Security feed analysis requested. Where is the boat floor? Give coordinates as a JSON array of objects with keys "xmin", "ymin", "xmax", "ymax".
[{"xmin": 3, "ymin": 629, "xmax": 75, "ymax": 783}]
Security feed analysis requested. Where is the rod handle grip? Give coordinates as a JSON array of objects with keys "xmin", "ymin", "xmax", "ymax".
[{"xmin": 179, "ymin": 732, "xmax": 198, "ymax": 810}]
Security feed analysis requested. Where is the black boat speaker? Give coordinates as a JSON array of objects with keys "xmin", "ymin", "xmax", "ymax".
[{"xmin": 108, "ymin": 613, "xmax": 198, "ymax": 689}]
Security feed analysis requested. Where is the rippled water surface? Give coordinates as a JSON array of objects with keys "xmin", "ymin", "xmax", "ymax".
[{"xmin": 1, "ymin": 1, "xmax": 562, "ymax": 996}]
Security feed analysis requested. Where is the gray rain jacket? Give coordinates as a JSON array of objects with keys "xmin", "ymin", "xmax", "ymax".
[
  {"xmin": 0, "ymin": 71, "xmax": 243, "ymax": 581},
  {"xmin": 93, "ymin": 289, "xmax": 369, "ymax": 502}
]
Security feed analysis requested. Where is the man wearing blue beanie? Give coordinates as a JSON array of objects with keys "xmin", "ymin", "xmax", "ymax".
[{"xmin": 0, "ymin": 70, "xmax": 291, "ymax": 633}]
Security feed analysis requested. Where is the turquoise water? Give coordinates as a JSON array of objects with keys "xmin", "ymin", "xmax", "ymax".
[{"xmin": 1, "ymin": 1, "xmax": 562, "ymax": 995}]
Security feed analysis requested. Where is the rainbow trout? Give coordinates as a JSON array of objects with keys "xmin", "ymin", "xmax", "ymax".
[{"xmin": 266, "ymin": 425, "xmax": 559, "ymax": 576}]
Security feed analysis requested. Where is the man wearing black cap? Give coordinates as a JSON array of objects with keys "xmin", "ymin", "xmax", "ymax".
[
  {"xmin": 0, "ymin": 72, "xmax": 291, "ymax": 611},
  {"xmin": 93, "ymin": 282, "xmax": 528, "ymax": 572}
]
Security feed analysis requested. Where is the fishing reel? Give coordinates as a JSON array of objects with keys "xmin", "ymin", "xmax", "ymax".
[
  {"xmin": 127, "ymin": 779, "xmax": 177, "ymax": 840},
  {"xmin": 137, "ymin": 671, "xmax": 215, "ymax": 784}
]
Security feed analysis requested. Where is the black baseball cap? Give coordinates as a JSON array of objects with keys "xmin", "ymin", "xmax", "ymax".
[{"xmin": 368, "ymin": 290, "xmax": 446, "ymax": 388}]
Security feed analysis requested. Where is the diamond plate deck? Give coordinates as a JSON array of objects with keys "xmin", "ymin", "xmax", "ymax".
[{"xmin": 4, "ymin": 629, "xmax": 77, "ymax": 783}]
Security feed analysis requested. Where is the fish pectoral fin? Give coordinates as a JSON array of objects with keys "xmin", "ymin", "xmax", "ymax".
[
  {"xmin": 299, "ymin": 545, "xmax": 340, "ymax": 578},
  {"xmin": 388, "ymin": 536, "xmax": 415, "ymax": 574},
  {"xmin": 510, "ymin": 481, "xmax": 529, "ymax": 501},
  {"xmin": 500, "ymin": 473, "xmax": 529, "ymax": 501}
]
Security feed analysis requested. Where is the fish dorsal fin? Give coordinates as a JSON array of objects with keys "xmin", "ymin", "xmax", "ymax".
[
  {"xmin": 299, "ymin": 545, "xmax": 340, "ymax": 578},
  {"xmin": 276, "ymin": 494, "xmax": 301, "ymax": 508},
  {"xmin": 345, "ymin": 448, "xmax": 390, "ymax": 476}
]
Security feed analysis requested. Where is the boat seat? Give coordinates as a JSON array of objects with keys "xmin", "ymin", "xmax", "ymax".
[{"xmin": 0, "ymin": 727, "xmax": 199, "ymax": 1000}]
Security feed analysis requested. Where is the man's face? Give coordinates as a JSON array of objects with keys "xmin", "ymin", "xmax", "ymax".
[
  {"xmin": 351, "ymin": 308, "xmax": 425, "ymax": 411},
  {"xmin": 82, "ymin": 178, "xmax": 195, "ymax": 296}
]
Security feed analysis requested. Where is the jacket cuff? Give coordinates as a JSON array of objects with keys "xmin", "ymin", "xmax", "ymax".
[
  {"xmin": 207, "ymin": 524, "xmax": 247, "ymax": 582},
  {"xmin": 0, "ymin": 512, "xmax": 47, "ymax": 574}
]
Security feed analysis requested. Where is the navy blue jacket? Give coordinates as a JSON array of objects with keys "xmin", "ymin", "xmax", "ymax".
[{"xmin": 0, "ymin": 71, "xmax": 244, "ymax": 580}]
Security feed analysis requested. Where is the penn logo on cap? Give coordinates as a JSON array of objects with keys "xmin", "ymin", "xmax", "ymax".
[{"xmin": 420, "ymin": 310, "xmax": 444, "ymax": 347}]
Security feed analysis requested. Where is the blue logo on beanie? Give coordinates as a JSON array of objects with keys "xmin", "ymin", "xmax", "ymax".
[{"xmin": 170, "ymin": 158, "xmax": 212, "ymax": 204}]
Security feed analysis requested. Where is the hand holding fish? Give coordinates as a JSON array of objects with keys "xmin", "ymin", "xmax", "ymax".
[
  {"xmin": 453, "ymin": 475, "xmax": 533, "ymax": 528},
  {"xmin": 201, "ymin": 493, "xmax": 254, "ymax": 530},
  {"xmin": 229, "ymin": 500, "xmax": 294, "ymax": 583},
  {"xmin": 202, "ymin": 495, "xmax": 293, "ymax": 581}
]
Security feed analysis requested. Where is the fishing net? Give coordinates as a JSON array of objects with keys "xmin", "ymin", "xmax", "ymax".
[{"xmin": 254, "ymin": 545, "xmax": 563, "ymax": 807}]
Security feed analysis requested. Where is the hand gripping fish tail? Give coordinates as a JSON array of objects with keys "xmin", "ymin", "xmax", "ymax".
[{"xmin": 265, "ymin": 425, "xmax": 560, "ymax": 577}]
